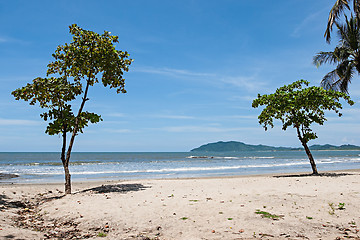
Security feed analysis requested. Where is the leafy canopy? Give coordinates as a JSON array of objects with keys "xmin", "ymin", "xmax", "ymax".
[
  {"xmin": 12, "ymin": 24, "xmax": 132, "ymax": 136},
  {"xmin": 252, "ymin": 80, "xmax": 354, "ymax": 143}
]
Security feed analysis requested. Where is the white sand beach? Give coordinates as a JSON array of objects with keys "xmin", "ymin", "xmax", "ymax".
[{"xmin": 1, "ymin": 170, "xmax": 360, "ymax": 239}]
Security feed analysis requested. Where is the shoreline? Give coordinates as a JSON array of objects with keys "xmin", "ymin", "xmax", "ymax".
[
  {"xmin": 2, "ymin": 168, "xmax": 360, "ymax": 186},
  {"xmin": 1, "ymin": 169, "xmax": 360, "ymax": 239}
]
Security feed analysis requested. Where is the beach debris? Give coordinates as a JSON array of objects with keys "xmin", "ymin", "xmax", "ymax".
[
  {"xmin": 259, "ymin": 233, "xmax": 274, "ymax": 237},
  {"xmin": 239, "ymin": 229, "xmax": 244, "ymax": 233},
  {"xmin": 211, "ymin": 230, "xmax": 215, "ymax": 233}
]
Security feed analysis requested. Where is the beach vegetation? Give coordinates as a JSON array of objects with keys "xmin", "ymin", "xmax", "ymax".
[
  {"xmin": 180, "ymin": 217, "xmax": 188, "ymax": 220},
  {"xmin": 97, "ymin": 232, "xmax": 107, "ymax": 237},
  {"xmin": 315, "ymin": 16, "xmax": 360, "ymax": 93},
  {"xmin": 255, "ymin": 210, "xmax": 281, "ymax": 220},
  {"xmin": 12, "ymin": 24, "xmax": 132, "ymax": 194},
  {"xmin": 329, "ymin": 202, "xmax": 336, "ymax": 215},
  {"xmin": 306, "ymin": 216, "xmax": 313, "ymax": 219},
  {"xmin": 338, "ymin": 202, "xmax": 346, "ymax": 210},
  {"xmin": 252, "ymin": 80, "xmax": 354, "ymax": 175}
]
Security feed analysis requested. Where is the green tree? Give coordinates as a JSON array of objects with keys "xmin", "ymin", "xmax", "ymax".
[
  {"xmin": 314, "ymin": 16, "xmax": 360, "ymax": 93},
  {"xmin": 325, "ymin": 0, "xmax": 360, "ymax": 43},
  {"xmin": 252, "ymin": 80, "xmax": 354, "ymax": 175},
  {"xmin": 12, "ymin": 24, "xmax": 132, "ymax": 194}
]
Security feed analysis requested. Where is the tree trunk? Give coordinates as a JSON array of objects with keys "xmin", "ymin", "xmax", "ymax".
[
  {"xmin": 296, "ymin": 126, "xmax": 319, "ymax": 175},
  {"xmin": 64, "ymin": 164, "xmax": 71, "ymax": 194},
  {"xmin": 64, "ymin": 79, "xmax": 91, "ymax": 194},
  {"xmin": 61, "ymin": 124, "xmax": 69, "ymax": 194},
  {"xmin": 301, "ymin": 141, "xmax": 319, "ymax": 175}
]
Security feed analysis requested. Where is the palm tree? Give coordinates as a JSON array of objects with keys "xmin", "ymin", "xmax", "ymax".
[
  {"xmin": 314, "ymin": 16, "xmax": 360, "ymax": 93},
  {"xmin": 325, "ymin": 0, "xmax": 360, "ymax": 43}
]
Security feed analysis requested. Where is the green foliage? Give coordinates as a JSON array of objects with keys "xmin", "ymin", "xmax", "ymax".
[
  {"xmin": 255, "ymin": 210, "xmax": 281, "ymax": 220},
  {"xmin": 252, "ymin": 80, "xmax": 354, "ymax": 144},
  {"xmin": 315, "ymin": 16, "xmax": 360, "ymax": 93},
  {"xmin": 97, "ymin": 232, "xmax": 107, "ymax": 237},
  {"xmin": 324, "ymin": 0, "xmax": 360, "ymax": 43},
  {"xmin": 12, "ymin": 24, "xmax": 132, "ymax": 136},
  {"xmin": 47, "ymin": 24, "xmax": 132, "ymax": 94},
  {"xmin": 338, "ymin": 202, "xmax": 346, "ymax": 210},
  {"xmin": 11, "ymin": 24, "xmax": 132, "ymax": 194}
]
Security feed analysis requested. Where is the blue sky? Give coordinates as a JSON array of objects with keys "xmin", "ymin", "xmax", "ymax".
[{"xmin": 1, "ymin": 0, "xmax": 359, "ymax": 152}]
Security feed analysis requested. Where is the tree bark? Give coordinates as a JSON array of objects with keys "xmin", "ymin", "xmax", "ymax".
[
  {"xmin": 61, "ymin": 124, "xmax": 71, "ymax": 194},
  {"xmin": 64, "ymin": 79, "xmax": 91, "ymax": 194},
  {"xmin": 296, "ymin": 126, "xmax": 319, "ymax": 175},
  {"xmin": 64, "ymin": 163, "xmax": 71, "ymax": 194}
]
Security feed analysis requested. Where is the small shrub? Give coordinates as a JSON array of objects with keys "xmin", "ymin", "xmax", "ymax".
[
  {"xmin": 255, "ymin": 210, "xmax": 282, "ymax": 220},
  {"xmin": 98, "ymin": 232, "xmax": 107, "ymax": 237},
  {"xmin": 338, "ymin": 203, "xmax": 345, "ymax": 210}
]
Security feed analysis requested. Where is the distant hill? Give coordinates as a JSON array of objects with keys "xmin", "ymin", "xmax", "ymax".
[{"xmin": 190, "ymin": 141, "xmax": 360, "ymax": 152}]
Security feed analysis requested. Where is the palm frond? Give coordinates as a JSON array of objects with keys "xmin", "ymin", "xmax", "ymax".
[
  {"xmin": 334, "ymin": 61, "xmax": 354, "ymax": 93},
  {"xmin": 354, "ymin": 0, "xmax": 360, "ymax": 21},
  {"xmin": 325, "ymin": 0, "xmax": 350, "ymax": 43},
  {"xmin": 336, "ymin": 16, "xmax": 360, "ymax": 50},
  {"xmin": 321, "ymin": 70, "xmax": 340, "ymax": 91},
  {"xmin": 313, "ymin": 51, "xmax": 340, "ymax": 67}
]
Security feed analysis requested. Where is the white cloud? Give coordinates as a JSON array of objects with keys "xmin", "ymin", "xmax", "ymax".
[
  {"xmin": 104, "ymin": 128, "xmax": 133, "ymax": 133},
  {"xmin": 291, "ymin": 7, "xmax": 328, "ymax": 38},
  {"xmin": 149, "ymin": 114, "xmax": 195, "ymax": 120},
  {"xmin": 156, "ymin": 125, "xmax": 258, "ymax": 133},
  {"xmin": 134, "ymin": 66, "xmax": 214, "ymax": 78},
  {"xmin": 221, "ymin": 75, "xmax": 268, "ymax": 92},
  {"xmin": 0, "ymin": 118, "xmax": 41, "ymax": 126},
  {"xmin": 105, "ymin": 112, "xmax": 126, "ymax": 118}
]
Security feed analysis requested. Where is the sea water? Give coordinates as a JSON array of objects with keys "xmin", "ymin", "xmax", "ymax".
[{"xmin": 0, "ymin": 151, "xmax": 359, "ymax": 183}]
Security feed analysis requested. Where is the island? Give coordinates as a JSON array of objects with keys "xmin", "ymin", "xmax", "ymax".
[{"xmin": 190, "ymin": 141, "xmax": 360, "ymax": 152}]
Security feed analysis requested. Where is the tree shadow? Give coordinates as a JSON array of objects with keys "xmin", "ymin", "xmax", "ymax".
[
  {"xmin": 0, "ymin": 194, "xmax": 27, "ymax": 209},
  {"xmin": 273, "ymin": 172, "xmax": 353, "ymax": 178},
  {"xmin": 1, "ymin": 234, "xmax": 16, "ymax": 239},
  {"xmin": 79, "ymin": 183, "xmax": 150, "ymax": 194}
]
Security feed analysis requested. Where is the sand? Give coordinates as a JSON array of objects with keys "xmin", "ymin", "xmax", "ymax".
[{"xmin": 1, "ymin": 171, "xmax": 360, "ymax": 239}]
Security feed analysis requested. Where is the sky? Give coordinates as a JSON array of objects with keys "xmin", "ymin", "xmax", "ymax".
[{"xmin": 0, "ymin": 0, "xmax": 359, "ymax": 152}]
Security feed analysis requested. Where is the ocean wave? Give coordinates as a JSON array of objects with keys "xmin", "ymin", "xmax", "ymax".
[
  {"xmin": 186, "ymin": 156, "xmax": 275, "ymax": 160},
  {"xmin": 27, "ymin": 161, "xmax": 311, "ymax": 175},
  {"xmin": 4, "ymin": 161, "xmax": 104, "ymax": 166}
]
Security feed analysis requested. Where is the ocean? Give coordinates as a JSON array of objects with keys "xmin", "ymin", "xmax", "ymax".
[{"xmin": 0, "ymin": 151, "xmax": 360, "ymax": 183}]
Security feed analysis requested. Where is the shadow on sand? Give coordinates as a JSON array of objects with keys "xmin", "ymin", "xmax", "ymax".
[
  {"xmin": 0, "ymin": 194, "xmax": 27, "ymax": 209},
  {"xmin": 79, "ymin": 183, "xmax": 150, "ymax": 194},
  {"xmin": 273, "ymin": 172, "xmax": 353, "ymax": 178}
]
